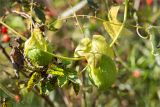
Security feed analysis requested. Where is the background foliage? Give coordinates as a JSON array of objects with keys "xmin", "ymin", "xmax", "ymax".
[{"xmin": 1, "ymin": 0, "xmax": 160, "ymax": 107}]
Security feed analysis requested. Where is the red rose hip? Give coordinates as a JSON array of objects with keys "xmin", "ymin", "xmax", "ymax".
[
  {"xmin": 146, "ymin": 0, "xmax": 153, "ymax": 5},
  {"xmin": 1, "ymin": 26, "xmax": 8, "ymax": 34},
  {"xmin": 14, "ymin": 95, "xmax": 20, "ymax": 103},
  {"xmin": 2, "ymin": 34, "xmax": 10, "ymax": 42}
]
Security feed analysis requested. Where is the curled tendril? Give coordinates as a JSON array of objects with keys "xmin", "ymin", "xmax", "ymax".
[
  {"xmin": 136, "ymin": 23, "xmax": 150, "ymax": 39},
  {"xmin": 146, "ymin": 26, "xmax": 160, "ymax": 56}
]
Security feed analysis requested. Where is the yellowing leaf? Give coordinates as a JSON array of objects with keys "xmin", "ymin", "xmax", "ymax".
[
  {"xmin": 74, "ymin": 35, "xmax": 116, "ymax": 90},
  {"xmin": 108, "ymin": 6, "xmax": 120, "ymax": 22},
  {"xmin": 91, "ymin": 35, "xmax": 114, "ymax": 58},
  {"xmin": 103, "ymin": 6, "xmax": 122, "ymax": 40},
  {"xmin": 74, "ymin": 38, "xmax": 91, "ymax": 57},
  {"xmin": 47, "ymin": 19, "xmax": 63, "ymax": 31},
  {"xmin": 47, "ymin": 69, "xmax": 64, "ymax": 76}
]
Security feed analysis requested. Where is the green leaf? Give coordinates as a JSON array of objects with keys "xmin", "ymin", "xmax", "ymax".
[
  {"xmin": 34, "ymin": 7, "xmax": 46, "ymax": 23},
  {"xmin": 27, "ymin": 72, "xmax": 40, "ymax": 91},
  {"xmin": 46, "ymin": 81, "xmax": 55, "ymax": 91},
  {"xmin": 47, "ymin": 19, "xmax": 63, "ymax": 31},
  {"xmin": 40, "ymin": 79, "xmax": 46, "ymax": 95},
  {"xmin": 5, "ymin": 14, "xmax": 26, "ymax": 32},
  {"xmin": 74, "ymin": 37, "xmax": 91, "ymax": 57},
  {"xmin": 47, "ymin": 65, "xmax": 64, "ymax": 76},
  {"xmin": 47, "ymin": 69, "xmax": 64, "ymax": 76},
  {"xmin": 87, "ymin": 54, "xmax": 117, "ymax": 90},
  {"xmin": 103, "ymin": 6, "xmax": 122, "ymax": 40},
  {"xmin": 68, "ymin": 73, "xmax": 82, "ymax": 85},
  {"xmin": 72, "ymin": 83, "xmax": 80, "ymax": 95},
  {"xmin": 24, "ymin": 28, "xmax": 53, "ymax": 66},
  {"xmin": 74, "ymin": 35, "xmax": 116, "ymax": 90},
  {"xmin": 91, "ymin": 35, "xmax": 114, "ymax": 58},
  {"xmin": 87, "ymin": 0, "xmax": 98, "ymax": 10},
  {"xmin": 50, "ymin": 65, "xmax": 64, "ymax": 72},
  {"xmin": 57, "ymin": 76, "xmax": 68, "ymax": 87}
]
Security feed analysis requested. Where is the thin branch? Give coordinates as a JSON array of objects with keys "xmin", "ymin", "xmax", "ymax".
[
  {"xmin": 68, "ymin": 1, "xmax": 85, "ymax": 37},
  {"xmin": 58, "ymin": 14, "xmax": 144, "ymax": 29},
  {"xmin": 58, "ymin": 88, "xmax": 70, "ymax": 107},
  {"xmin": 30, "ymin": 0, "xmax": 33, "ymax": 36},
  {"xmin": 0, "ymin": 21, "xmax": 27, "ymax": 41},
  {"xmin": 0, "ymin": 45, "xmax": 11, "ymax": 62},
  {"xmin": 34, "ymin": 86, "xmax": 55, "ymax": 107},
  {"xmin": 60, "ymin": 0, "xmax": 87, "ymax": 18},
  {"xmin": 45, "ymin": 50, "xmax": 85, "ymax": 61}
]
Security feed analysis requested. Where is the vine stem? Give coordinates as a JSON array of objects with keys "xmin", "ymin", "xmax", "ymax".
[
  {"xmin": 45, "ymin": 51, "xmax": 85, "ymax": 61},
  {"xmin": 30, "ymin": 0, "xmax": 33, "ymax": 36},
  {"xmin": 0, "ymin": 20, "xmax": 84, "ymax": 61},
  {"xmin": 0, "ymin": 20, "xmax": 27, "ymax": 41},
  {"xmin": 59, "ymin": 14, "xmax": 144, "ymax": 29},
  {"xmin": 109, "ymin": 0, "xmax": 129, "ymax": 47},
  {"xmin": 67, "ymin": 1, "xmax": 85, "ymax": 37}
]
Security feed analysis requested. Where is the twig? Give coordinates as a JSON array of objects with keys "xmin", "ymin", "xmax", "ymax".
[
  {"xmin": 68, "ymin": 1, "xmax": 85, "ymax": 37},
  {"xmin": 30, "ymin": 0, "xmax": 33, "ymax": 36},
  {"xmin": 82, "ymin": 72, "xmax": 87, "ymax": 107},
  {"xmin": 0, "ymin": 44, "xmax": 11, "ymax": 62},
  {"xmin": 34, "ymin": 86, "xmax": 55, "ymax": 107},
  {"xmin": 58, "ymin": 88, "xmax": 70, "ymax": 107},
  {"xmin": 0, "ymin": 83, "xmax": 15, "ymax": 99},
  {"xmin": 58, "ymin": 14, "xmax": 144, "ymax": 29},
  {"xmin": 0, "ymin": 20, "xmax": 27, "ymax": 41},
  {"xmin": 60, "ymin": 0, "xmax": 87, "ymax": 18},
  {"xmin": 45, "ymin": 50, "xmax": 85, "ymax": 61}
]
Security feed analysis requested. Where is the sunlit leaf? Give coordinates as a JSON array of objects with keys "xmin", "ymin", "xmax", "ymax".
[
  {"xmin": 47, "ymin": 19, "xmax": 63, "ymax": 31},
  {"xmin": 91, "ymin": 35, "xmax": 114, "ymax": 58},
  {"xmin": 27, "ymin": 72, "xmax": 40, "ymax": 91},
  {"xmin": 108, "ymin": 6, "xmax": 120, "ymax": 21},
  {"xmin": 74, "ymin": 37, "xmax": 91, "ymax": 57},
  {"xmin": 47, "ymin": 69, "xmax": 64, "ymax": 76},
  {"xmin": 103, "ymin": 6, "xmax": 122, "ymax": 40}
]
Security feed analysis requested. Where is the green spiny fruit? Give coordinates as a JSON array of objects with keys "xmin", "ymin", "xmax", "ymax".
[{"xmin": 24, "ymin": 28, "xmax": 53, "ymax": 66}]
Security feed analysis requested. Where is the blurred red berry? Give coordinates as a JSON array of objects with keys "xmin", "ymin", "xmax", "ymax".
[
  {"xmin": 146, "ymin": 0, "xmax": 153, "ymax": 5},
  {"xmin": 14, "ymin": 95, "xmax": 20, "ymax": 103},
  {"xmin": 132, "ymin": 70, "xmax": 141, "ymax": 78},
  {"xmin": 1, "ymin": 26, "xmax": 8, "ymax": 34},
  {"xmin": 2, "ymin": 34, "xmax": 10, "ymax": 42}
]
